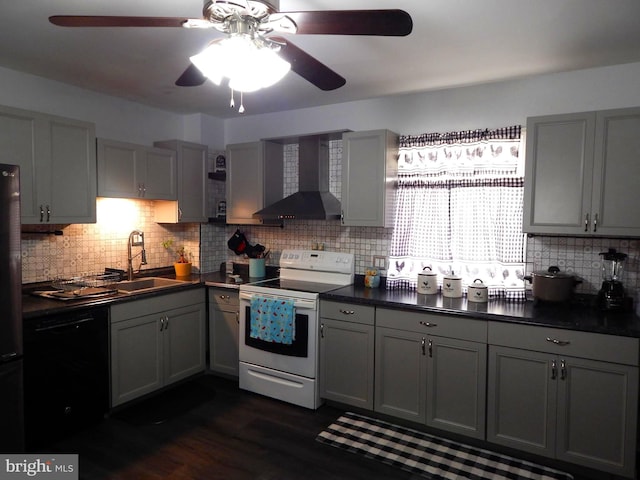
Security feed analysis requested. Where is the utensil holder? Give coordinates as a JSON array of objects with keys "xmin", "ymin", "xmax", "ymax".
[{"xmin": 249, "ymin": 258, "xmax": 266, "ymax": 278}]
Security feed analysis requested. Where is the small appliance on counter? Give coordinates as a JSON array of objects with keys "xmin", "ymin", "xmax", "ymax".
[{"xmin": 597, "ymin": 248, "xmax": 628, "ymax": 311}]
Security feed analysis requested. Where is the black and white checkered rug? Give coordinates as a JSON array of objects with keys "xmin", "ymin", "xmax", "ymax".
[{"xmin": 316, "ymin": 412, "xmax": 573, "ymax": 480}]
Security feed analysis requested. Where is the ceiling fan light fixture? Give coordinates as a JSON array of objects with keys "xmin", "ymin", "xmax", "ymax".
[{"xmin": 190, "ymin": 34, "xmax": 290, "ymax": 93}]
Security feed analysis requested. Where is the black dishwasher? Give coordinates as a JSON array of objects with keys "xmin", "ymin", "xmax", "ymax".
[{"xmin": 23, "ymin": 306, "xmax": 109, "ymax": 451}]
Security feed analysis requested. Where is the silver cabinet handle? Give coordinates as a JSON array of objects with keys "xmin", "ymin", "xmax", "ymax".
[
  {"xmin": 546, "ymin": 337, "xmax": 571, "ymax": 346},
  {"xmin": 428, "ymin": 338, "xmax": 433, "ymax": 358},
  {"xmin": 235, "ymin": 311, "xmax": 239, "ymax": 324},
  {"xmin": 219, "ymin": 294, "xmax": 230, "ymax": 300},
  {"xmin": 551, "ymin": 359, "xmax": 557, "ymax": 379},
  {"xmin": 339, "ymin": 309, "xmax": 355, "ymax": 315},
  {"xmin": 160, "ymin": 316, "xmax": 165, "ymax": 331},
  {"xmin": 46, "ymin": 204, "xmax": 51, "ymax": 222},
  {"xmin": 584, "ymin": 213, "xmax": 590, "ymax": 232},
  {"xmin": 165, "ymin": 315, "xmax": 169, "ymax": 330},
  {"xmin": 40, "ymin": 205, "xmax": 44, "ymax": 222},
  {"xmin": 340, "ymin": 210, "xmax": 344, "ymax": 225},
  {"xmin": 593, "ymin": 213, "xmax": 598, "ymax": 232},
  {"xmin": 421, "ymin": 337, "xmax": 426, "ymax": 356},
  {"xmin": 560, "ymin": 359, "xmax": 567, "ymax": 380},
  {"xmin": 419, "ymin": 321, "xmax": 438, "ymax": 328},
  {"xmin": 320, "ymin": 323, "xmax": 324, "ymax": 338},
  {"xmin": 178, "ymin": 206, "xmax": 183, "ymax": 221}
]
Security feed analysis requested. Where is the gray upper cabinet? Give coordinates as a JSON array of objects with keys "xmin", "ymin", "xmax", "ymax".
[
  {"xmin": 319, "ymin": 301, "xmax": 375, "ymax": 410},
  {"xmin": 226, "ymin": 141, "xmax": 283, "ymax": 225},
  {"xmin": 153, "ymin": 140, "xmax": 208, "ymax": 223},
  {"xmin": 487, "ymin": 322, "xmax": 639, "ymax": 477},
  {"xmin": 97, "ymin": 138, "xmax": 177, "ymax": 200},
  {"xmin": 0, "ymin": 105, "xmax": 97, "ymax": 224},
  {"xmin": 341, "ymin": 130, "xmax": 398, "ymax": 227},
  {"xmin": 524, "ymin": 107, "xmax": 640, "ymax": 236}
]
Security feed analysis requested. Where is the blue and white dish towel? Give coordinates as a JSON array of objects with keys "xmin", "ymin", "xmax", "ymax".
[{"xmin": 250, "ymin": 296, "xmax": 295, "ymax": 344}]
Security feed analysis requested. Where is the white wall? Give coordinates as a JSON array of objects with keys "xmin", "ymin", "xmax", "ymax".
[
  {"xmin": 224, "ymin": 61, "xmax": 640, "ymax": 144},
  {"xmin": 0, "ymin": 66, "xmax": 189, "ymax": 146}
]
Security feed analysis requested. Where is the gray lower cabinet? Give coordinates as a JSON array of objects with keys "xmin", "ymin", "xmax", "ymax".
[
  {"xmin": 375, "ymin": 309, "xmax": 487, "ymax": 439},
  {"xmin": 208, "ymin": 287, "xmax": 239, "ymax": 377},
  {"xmin": 487, "ymin": 322, "xmax": 639, "ymax": 477},
  {"xmin": 319, "ymin": 301, "xmax": 375, "ymax": 409},
  {"xmin": 110, "ymin": 289, "xmax": 206, "ymax": 407}
]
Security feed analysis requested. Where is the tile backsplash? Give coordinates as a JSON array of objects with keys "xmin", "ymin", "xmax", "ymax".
[{"xmin": 21, "ymin": 139, "xmax": 640, "ymax": 309}]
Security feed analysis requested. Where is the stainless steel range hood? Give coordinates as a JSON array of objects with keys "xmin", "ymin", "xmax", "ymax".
[{"xmin": 253, "ymin": 133, "xmax": 344, "ymax": 221}]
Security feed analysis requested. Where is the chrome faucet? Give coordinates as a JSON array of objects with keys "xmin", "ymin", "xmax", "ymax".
[{"xmin": 127, "ymin": 230, "xmax": 148, "ymax": 281}]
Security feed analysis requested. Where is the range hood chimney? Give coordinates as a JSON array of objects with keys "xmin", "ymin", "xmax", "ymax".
[{"xmin": 253, "ymin": 134, "xmax": 342, "ymax": 221}]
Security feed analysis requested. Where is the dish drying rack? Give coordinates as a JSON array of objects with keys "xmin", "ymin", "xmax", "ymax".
[{"xmin": 36, "ymin": 272, "xmax": 123, "ymax": 300}]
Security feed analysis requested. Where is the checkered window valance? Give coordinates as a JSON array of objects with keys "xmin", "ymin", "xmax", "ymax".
[{"xmin": 387, "ymin": 126, "xmax": 527, "ymax": 301}]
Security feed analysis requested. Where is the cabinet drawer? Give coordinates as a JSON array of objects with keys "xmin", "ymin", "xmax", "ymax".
[
  {"xmin": 320, "ymin": 301, "xmax": 375, "ymax": 325},
  {"xmin": 111, "ymin": 288, "xmax": 205, "ymax": 322},
  {"xmin": 377, "ymin": 308, "xmax": 487, "ymax": 343},
  {"xmin": 209, "ymin": 287, "xmax": 239, "ymax": 308},
  {"xmin": 488, "ymin": 321, "xmax": 639, "ymax": 366}
]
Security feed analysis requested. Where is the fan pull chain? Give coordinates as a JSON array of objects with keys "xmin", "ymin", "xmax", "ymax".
[
  {"xmin": 229, "ymin": 89, "xmax": 235, "ymax": 109},
  {"xmin": 239, "ymin": 92, "xmax": 245, "ymax": 114}
]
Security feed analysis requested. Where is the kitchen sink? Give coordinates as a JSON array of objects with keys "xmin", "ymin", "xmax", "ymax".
[{"xmin": 116, "ymin": 277, "xmax": 191, "ymax": 294}]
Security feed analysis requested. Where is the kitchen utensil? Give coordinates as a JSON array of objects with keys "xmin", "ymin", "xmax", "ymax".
[
  {"xmin": 249, "ymin": 258, "xmax": 266, "ymax": 278},
  {"xmin": 417, "ymin": 267, "xmax": 438, "ymax": 294},
  {"xmin": 442, "ymin": 271, "xmax": 462, "ymax": 298},
  {"xmin": 524, "ymin": 266, "xmax": 581, "ymax": 303},
  {"xmin": 467, "ymin": 278, "xmax": 488, "ymax": 302},
  {"xmin": 597, "ymin": 248, "xmax": 627, "ymax": 310}
]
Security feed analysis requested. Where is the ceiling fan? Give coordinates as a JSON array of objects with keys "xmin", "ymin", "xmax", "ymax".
[{"xmin": 49, "ymin": 1, "xmax": 413, "ymax": 94}]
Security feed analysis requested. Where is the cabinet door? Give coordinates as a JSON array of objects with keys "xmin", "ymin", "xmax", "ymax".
[
  {"xmin": 0, "ymin": 107, "xmax": 42, "ymax": 222},
  {"xmin": 226, "ymin": 141, "xmax": 282, "ymax": 225},
  {"xmin": 110, "ymin": 314, "xmax": 163, "ymax": 407},
  {"xmin": 375, "ymin": 326, "xmax": 426, "ymax": 422},
  {"xmin": 523, "ymin": 113, "xmax": 595, "ymax": 235},
  {"xmin": 426, "ymin": 336, "xmax": 486, "ymax": 439},
  {"xmin": 591, "ymin": 108, "xmax": 640, "ymax": 236},
  {"xmin": 556, "ymin": 356, "xmax": 638, "ymax": 477},
  {"xmin": 97, "ymin": 139, "xmax": 141, "ymax": 198},
  {"xmin": 46, "ymin": 117, "xmax": 97, "ymax": 223},
  {"xmin": 320, "ymin": 318, "xmax": 375, "ymax": 409},
  {"xmin": 163, "ymin": 302, "xmax": 206, "ymax": 386},
  {"xmin": 342, "ymin": 130, "xmax": 398, "ymax": 227},
  {"xmin": 141, "ymin": 147, "xmax": 177, "ymax": 200},
  {"xmin": 487, "ymin": 345, "xmax": 557, "ymax": 458},
  {"xmin": 209, "ymin": 306, "xmax": 239, "ymax": 377},
  {"xmin": 176, "ymin": 142, "xmax": 208, "ymax": 222}
]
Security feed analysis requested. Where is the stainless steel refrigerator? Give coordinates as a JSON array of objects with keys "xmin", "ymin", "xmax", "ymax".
[{"xmin": 0, "ymin": 163, "xmax": 24, "ymax": 452}]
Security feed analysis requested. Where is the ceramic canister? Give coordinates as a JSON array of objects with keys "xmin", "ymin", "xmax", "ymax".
[
  {"xmin": 442, "ymin": 271, "xmax": 463, "ymax": 298},
  {"xmin": 417, "ymin": 267, "xmax": 438, "ymax": 294},
  {"xmin": 467, "ymin": 278, "xmax": 488, "ymax": 302}
]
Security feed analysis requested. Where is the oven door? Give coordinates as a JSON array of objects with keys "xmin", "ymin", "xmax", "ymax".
[{"xmin": 239, "ymin": 291, "xmax": 318, "ymax": 378}]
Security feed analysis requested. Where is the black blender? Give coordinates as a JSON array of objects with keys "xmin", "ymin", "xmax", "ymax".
[{"xmin": 597, "ymin": 248, "xmax": 628, "ymax": 310}]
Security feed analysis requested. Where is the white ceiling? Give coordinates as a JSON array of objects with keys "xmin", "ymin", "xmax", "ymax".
[{"xmin": 2, "ymin": 0, "xmax": 640, "ymax": 119}]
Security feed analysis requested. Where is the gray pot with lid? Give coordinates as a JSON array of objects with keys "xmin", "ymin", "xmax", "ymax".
[{"xmin": 524, "ymin": 266, "xmax": 582, "ymax": 302}]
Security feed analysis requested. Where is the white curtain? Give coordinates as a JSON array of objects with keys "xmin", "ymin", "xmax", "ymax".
[{"xmin": 387, "ymin": 126, "xmax": 527, "ymax": 301}]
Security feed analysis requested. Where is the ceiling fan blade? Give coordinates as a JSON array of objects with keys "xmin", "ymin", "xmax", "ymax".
[
  {"xmin": 175, "ymin": 64, "xmax": 207, "ymax": 87},
  {"xmin": 49, "ymin": 15, "xmax": 189, "ymax": 28},
  {"xmin": 271, "ymin": 37, "xmax": 345, "ymax": 91},
  {"xmin": 283, "ymin": 10, "xmax": 412, "ymax": 36}
]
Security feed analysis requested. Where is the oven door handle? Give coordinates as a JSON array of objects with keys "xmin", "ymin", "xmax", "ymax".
[{"xmin": 239, "ymin": 292, "xmax": 317, "ymax": 310}]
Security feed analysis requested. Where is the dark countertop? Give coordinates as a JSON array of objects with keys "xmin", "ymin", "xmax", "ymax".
[
  {"xmin": 22, "ymin": 267, "xmax": 261, "ymax": 320},
  {"xmin": 322, "ymin": 284, "xmax": 640, "ymax": 338},
  {"xmin": 23, "ymin": 268, "xmax": 640, "ymax": 338}
]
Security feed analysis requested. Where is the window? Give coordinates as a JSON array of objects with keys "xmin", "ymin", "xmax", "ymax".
[{"xmin": 387, "ymin": 126, "xmax": 526, "ymax": 300}]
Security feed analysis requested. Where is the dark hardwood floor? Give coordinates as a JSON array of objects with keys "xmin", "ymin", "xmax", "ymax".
[{"xmin": 42, "ymin": 375, "xmax": 418, "ymax": 480}]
